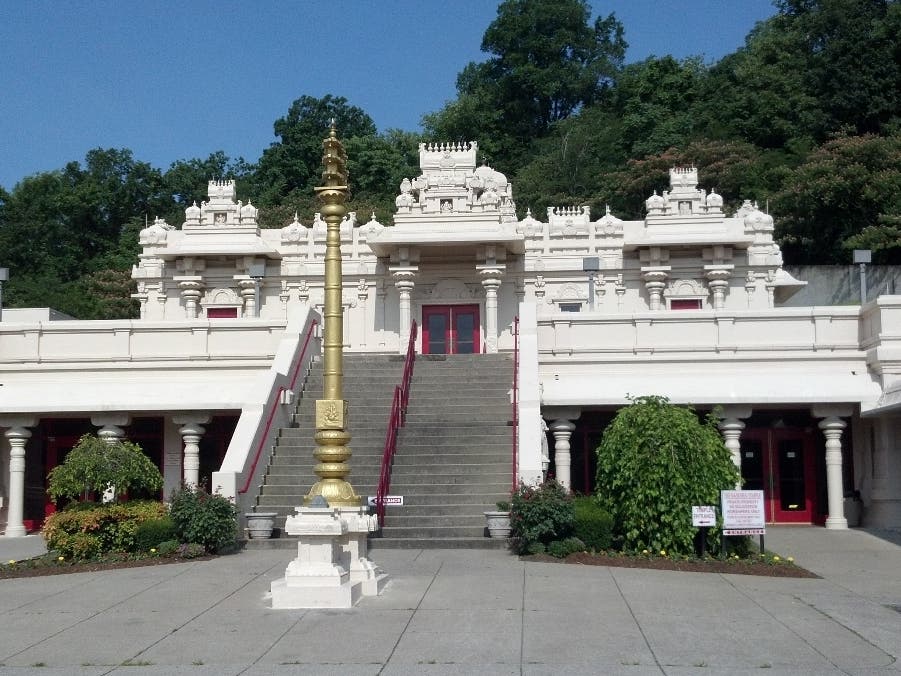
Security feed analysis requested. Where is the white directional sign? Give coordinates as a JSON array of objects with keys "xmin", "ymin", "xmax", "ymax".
[
  {"xmin": 367, "ymin": 495, "xmax": 403, "ymax": 507},
  {"xmin": 692, "ymin": 505, "xmax": 716, "ymax": 527}
]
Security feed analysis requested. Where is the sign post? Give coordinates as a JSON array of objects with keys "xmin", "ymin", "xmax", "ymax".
[{"xmin": 692, "ymin": 506, "xmax": 717, "ymax": 557}]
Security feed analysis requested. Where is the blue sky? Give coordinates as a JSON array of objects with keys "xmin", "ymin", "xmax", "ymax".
[{"xmin": 0, "ymin": 1, "xmax": 777, "ymax": 190}]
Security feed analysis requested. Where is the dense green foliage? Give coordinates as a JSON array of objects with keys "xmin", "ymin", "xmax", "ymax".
[
  {"xmin": 2, "ymin": 0, "xmax": 899, "ymax": 317},
  {"xmin": 132, "ymin": 517, "xmax": 176, "ymax": 553},
  {"xmin": 572, "ymin": 496, "xmax": 614, "ymax": 550},
  {"xmin": 510, "ymin": 480, "xmax": 575, "ymax": 554},
  {"xmin": 46, "ymin": 434, "xmax": 163, "ymax": 502},
  {"xmin": 41, "ymin": 500, "xmax": 168, "ymax": 560},
  {"xmin": 168, "ymin": 484, "xmax": 238, "ymax": 553},
  {"xmin": 595, "ymin": 396, "xmax": 740, "ymax": 555}
]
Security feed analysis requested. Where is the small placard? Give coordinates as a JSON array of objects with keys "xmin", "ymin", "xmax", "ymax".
[
  {"xmin": 692, "ymin": 505, "xmax": 717, "ymax": 527},
  {"xmin": 721, "ymin": 489, "xmax": 766, "ymax": 535},
  {"xmin": 367, "ymin": 495, "xmax": 404, "ymax": 507}
]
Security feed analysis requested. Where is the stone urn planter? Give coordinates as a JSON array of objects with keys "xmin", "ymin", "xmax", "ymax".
[
  {"xmin": 484, "ymin": 501, "xmax": 512, "ymax": 538},
  {"xmin": 245, "ymin": 512, "xmax": 278, "ymax": 539}
]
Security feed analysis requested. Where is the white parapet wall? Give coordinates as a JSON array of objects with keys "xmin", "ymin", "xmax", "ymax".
[{"xmin": 537, "ymin": 306, "xmax": 881, "ymax": 408}]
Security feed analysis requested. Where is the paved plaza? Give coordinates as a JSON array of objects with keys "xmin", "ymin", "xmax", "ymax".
[{"xmin": 0, "ymin": 527, "xmax": 899, "ymax": 675}]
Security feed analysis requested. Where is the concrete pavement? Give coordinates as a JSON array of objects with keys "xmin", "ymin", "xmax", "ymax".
[{"xmin": 0, "ymin": 527, "xmax": 898, "ymax": 675}]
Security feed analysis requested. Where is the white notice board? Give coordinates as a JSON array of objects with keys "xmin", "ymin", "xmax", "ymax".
[{"xmin": 721, "ymin": 490, "xmax": 765, "ymax": 535}]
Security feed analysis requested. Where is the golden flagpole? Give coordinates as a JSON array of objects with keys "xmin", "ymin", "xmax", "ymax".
[{"xmin": 305, "ymin": 121, "xmax": 360, "ymax": 506}]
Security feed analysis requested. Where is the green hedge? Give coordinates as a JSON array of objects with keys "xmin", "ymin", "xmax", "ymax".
[
  {"xmin": 42, "ymin": 501, "xmax": 168, "ymax": 560},
  {"xmin": 573, "ymin": 497, "xmax": 613, "ymax": 551}
]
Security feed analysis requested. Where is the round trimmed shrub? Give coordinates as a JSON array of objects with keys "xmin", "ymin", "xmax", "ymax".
[
  {"xmin": 132, "ymin": 517, "xmax": 176, "ymax": 553},
  {"xmin": 573, "ymin": 497, "xmax": 613, "ymax": 551}
]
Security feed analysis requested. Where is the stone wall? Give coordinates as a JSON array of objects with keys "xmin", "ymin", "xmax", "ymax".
[{"xmin": 783, "ymin": 266, "xmax": 901, "ymax": 306}]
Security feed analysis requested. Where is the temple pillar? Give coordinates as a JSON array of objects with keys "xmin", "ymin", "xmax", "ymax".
[
  {"xmin": 393, "ymin": 270, "xmax": 416, "ymax": 354},
  {"xmin": 643, "ymin": 270, "xmax": 668, "ymax": 311},
  {"xmin": 819, "ymin": 416, "xmax": 849, "ymax": 530},
  {"xmin": 173, "ymin": 414, "xmax": 211, "ymax": 487},
  {"xmin": 718, "ymin": 418, "xmax": 746, "ymax": 487},
  {"xmin": 548, "ymin": 419, "xmax": 576, "ymax": 491},
  {"xmin": 175, "ymin": 276, "xmax": 204, "ymax": 319},
  {"xmin": 479, "ymin": 269, "xmax": 503, "ymax": 353},
  {"xmin": 3, "ymin": 419, "xmax": 35, "ymax": 537},
  {"xmin": 706, "ymin": 268, "xmax": 732, "ymax": 310},
  {"xmin": 92, "ymin": 414, "xmax": 131, "ymax": 502}
]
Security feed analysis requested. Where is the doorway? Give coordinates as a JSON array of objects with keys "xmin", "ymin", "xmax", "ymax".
[
  {"xmin": 740, "ymin": 427, "xmax": 817, "ymax": 523},
  {"xmin": 421, "ymin": 305, "xmax": 480, "ymax": 355}
]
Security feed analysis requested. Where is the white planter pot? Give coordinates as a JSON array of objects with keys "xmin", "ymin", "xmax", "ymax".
[
  {"xmin": 484, "ymin": 511, "xmax": 512, "ymax": 538},
  {"xmin": 245, "ymin": 512, "xmax": 277, "ymax": 539}
]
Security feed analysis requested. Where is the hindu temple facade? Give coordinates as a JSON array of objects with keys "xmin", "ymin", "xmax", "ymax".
[{"xmin": 2, "ymin": 140, "xmax": 900, "ymax": 537}]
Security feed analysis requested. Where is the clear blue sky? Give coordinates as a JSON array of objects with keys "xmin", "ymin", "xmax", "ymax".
[{"xmin": 0, "ymin": 0, "xmax": 777, "ymax": 190}]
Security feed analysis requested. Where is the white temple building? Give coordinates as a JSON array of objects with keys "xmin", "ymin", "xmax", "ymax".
[{"xmin": 2, "ymin": 140, "xmax": 900, "ymax": 538}]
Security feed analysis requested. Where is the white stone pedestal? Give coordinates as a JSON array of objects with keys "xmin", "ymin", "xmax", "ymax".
[{"xmin": 270, "ymin": 504, "xmax": 387, "ymax": 609}]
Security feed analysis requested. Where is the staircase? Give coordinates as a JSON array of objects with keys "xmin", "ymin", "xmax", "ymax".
[
  {"xmin": 253, "ymin": 354, "xmax": 403, "ymax": 530},
  {"xmin": 373, "ymin": 353, "xmax": 514, "ymax": 549},
  {"xmin": 251, "ymin": 352, "xmax": 515, "ymax": 549}
]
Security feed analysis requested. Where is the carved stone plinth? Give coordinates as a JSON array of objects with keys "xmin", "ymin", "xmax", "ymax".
[{"xmin": 270, "ymin": 504, "xmax": 387, "ymax": 609}]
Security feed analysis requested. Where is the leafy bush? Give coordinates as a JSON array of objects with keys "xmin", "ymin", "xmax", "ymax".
[
  {"xmin": 47, "ymin": 434, "xmax": 163, "ymax": 502},
  {"xmin": 547, "ymin": 537, "xmax": 586, "ymax": 558},
  {"xmin": 573, "ymin": 497, "xmax": 613, "ymax": 550},
  {"xmin": 168, "ymin": 484, "xmax": 238, "ymax": 553},
  {"xmin": 595, "ymin": 396, "xmax": 740, "ymax": 555},
  {"xmin": 42, "ymin": 500, "xmax": 168, "ymax": 560},
  {"xmin": 176, "ymin": 543, "xmax": 208, "ymax": 559},
  {"xmin": 510, "ymin": 480, "xmax": 575, "ymax": 555},
  {"xmin": 157, "ymin": 540, "xmax": 180, "ymax": 557},
  {"xmin": 132, "ymin": 517, "xmax": 176, "ymax": 553}
]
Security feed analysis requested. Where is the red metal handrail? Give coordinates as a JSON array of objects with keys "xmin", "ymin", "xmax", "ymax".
[
  {"xmin": 238, "ymin": 319, "xmax": 318, "ymax": 495},
  {"xmin": 375, "ymin": 320, "xmax": 418, "ymax": 526},
  {"xmin": 512, "ymin": 315, "xmax": 520, "ymax": 493}
]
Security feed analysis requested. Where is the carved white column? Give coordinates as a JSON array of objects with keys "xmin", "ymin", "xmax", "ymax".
[
  {"xmin": 718, "ymin": 418, "xmax": 745, "ymax": 488},
  {"xmin": 176, "ymin": 277, "xmax": 204, "ymax": 319},
  {"xmin": 394, "ymin": 272, "xmax": 415, "ymax": 354},
  {"xmin": 237, "ymin": 277, "xmax": 258, "ymax": 318},
  {"xmin": 819, "ymin": 416, "xmax": 848, "ymax": 530},
  {"xmin": 643, "ymin": 270, "xmax": 668, "ymax": 311},
  {"xmin": 549, "ymin": 419, "xmax": 576, "ymax": 491},
  {"xmin": 4, "ymin": 425, "xmax": 32, "ymax": 537},
  {"xmin": 706, "ymin": 268, "xmax": 731, "ymax": 310},
  {"xmin": 173, "ymin": 414, "xmax": 211, "ymax": 487},
  {"xmin": 480, "ymin": 269, "xmax": 503, "ymax": 354}
]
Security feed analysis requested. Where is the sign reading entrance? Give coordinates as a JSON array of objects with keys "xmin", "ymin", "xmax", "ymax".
[
  {"xmin": 721, "ymin": 490, "xmax": 766, "ymax": 535},
  {"xmin": 691, "ymin": 506, "xmax": 717, "ymax": 527},
  {"xmin": 367, "ymin": 495, "xmax": 403, "ymax": 507}
]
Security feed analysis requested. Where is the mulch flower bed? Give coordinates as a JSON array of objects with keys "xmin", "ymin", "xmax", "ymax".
[
  {"xmin": 0, "ymin": 553, "xmax": 214, "ymax": 580},
  {"xmin": 523, "ymin": 551, "xmax": 818, "ymax": 578}
]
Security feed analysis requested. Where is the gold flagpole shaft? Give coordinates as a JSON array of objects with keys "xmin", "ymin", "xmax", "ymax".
[{"xmin": 305, "ymin": 122, "xmax": 360, "ymax": 506}]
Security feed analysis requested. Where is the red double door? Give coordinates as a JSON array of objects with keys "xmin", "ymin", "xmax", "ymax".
[
  {"xmin": 740, "ymin": 428, "xmax": 818, "ymax": 523},
  {"xmin": 422, "ymin": 305, "xmax": 480, "ymax": 355}
]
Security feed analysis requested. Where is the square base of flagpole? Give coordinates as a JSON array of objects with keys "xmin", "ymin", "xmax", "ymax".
[{"xmin": 270, "ymin": 503, "xmax": 388, "ymax": 609}]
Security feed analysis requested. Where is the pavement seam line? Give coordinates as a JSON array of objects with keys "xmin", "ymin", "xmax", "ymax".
[
  {"xmin": 234, "ymin": 611, "xmax": 307, "ymax": 675},
  {"xmin": 377, "ymin": 557, "xmax": 444, "ymax": 675},
  {"xmin": 720, "ymin": 573, "xmax": 856, "ymax": 675},
  {"xmin": 1, "ymin": 561, "xmax": 201, "ymax": 665},
  {"xmin": 792, "ymin": 593, "xmax": 898, "ymax": 668},
  {"xmin": 519, "ymin": 562, "xmax": 525, "ymax": 676},
  {"xmin": 608, "ymin": 567, "xmax": 666, "ymax": 674},
  {"xmin": 104, "ymin": 557, "xmax": 289, "ymax": 675}
]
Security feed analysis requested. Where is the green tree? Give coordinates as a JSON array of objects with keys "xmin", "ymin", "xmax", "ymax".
[
  {"xmin": 595, "ymin": 396, "xmax": 739, "ymax": 554},
  {"xmin": 47, "ymin": 434, "xmax": 163, "ymax": 502},
  {"xmin": 254, "ymin": 95, "xmax": 377, "ymax": 207},
  {"xmin": 424, "ymin": 0, "xmax": 626, "ymax": 169},
  {"xmin": 774, "ymin": 132, "xmax": 901, "ymax": 263}
]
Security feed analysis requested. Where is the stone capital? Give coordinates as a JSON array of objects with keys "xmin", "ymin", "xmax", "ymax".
[
  {"xmin": 0, "ymin": 416, "xmax": 37, "ymax": 430},
  {"xmin": 91, "ymin": 414, "xmax": 132, "ymax": 428},
  {"xmin": 172, "ymin": 413, "xmax": 212, "ymax": 427}
]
